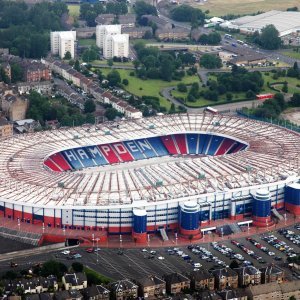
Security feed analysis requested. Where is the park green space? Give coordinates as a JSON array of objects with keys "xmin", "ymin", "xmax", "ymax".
[
  {"xmin": 99, "ymin": 68, "xmax": 199, "ymax": 109},
  {"xmin": 68, "ymin": 4, "xmax": 80, "ymax": 18},
  {"xmin": 172, "ymin": 72, "xmax": 300, "ymax": 107},
  {"xmin": 78, "ymin": 39, "xmax": 96, "ymax": 47},
  {"xmin": 194, "ymin": 0, "xmax": 300, "ymax": 16},
  {"xmin": 282, "ymin": 51, "xmax": 300, "ymax": 60}
]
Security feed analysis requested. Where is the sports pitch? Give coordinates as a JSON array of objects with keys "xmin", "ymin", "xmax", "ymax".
[{"xmin": 191, "ymin": 0, "xmax": 299, "ymax": 16}]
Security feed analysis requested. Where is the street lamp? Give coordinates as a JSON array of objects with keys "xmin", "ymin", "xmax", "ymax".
[
  {"xmin": 17, "ymin": 218, "xmax": 20, "ymax": 231},
  {"xmin": 42, "ymin": 222, "xmax": 45, "ymax": 233},
  {"xmin": 175, "ymin": 232, "xmax": 178, "ymax": 245},
  {"xmin": 92, "ymin": 233, "xmax": 95, "ymax": 248},
  {"xmin": 119, "ymin": 234, "xmax": 122, "ymax": 248},
  {"xmin": 96, "ymin": 238, "xmax": 100, "ymax": 263},
  {"xmin": 147, "ymin": 234, "xmax": 150, "ymax": 247},
  {"xmin": 63, "ymin": 225, "xmax": 66, "ymax": 235},
  {"xmin": 284, "ymin": 213, "xmax": 287, "ymax": 226}
]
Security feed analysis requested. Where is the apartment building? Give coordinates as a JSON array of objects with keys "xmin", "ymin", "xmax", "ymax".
[
  {"xmin": 50, "ymin": 31, "xmax": 76, "ymax": 59},
  {"xmin": 96, "ymin": 25, "xmax": 129, "ymax": 59}
]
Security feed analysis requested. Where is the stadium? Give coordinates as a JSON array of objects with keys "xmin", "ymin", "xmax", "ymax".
[{"xmin": 0, "ymin": 113, "xmax": 300, "ymax": 243}]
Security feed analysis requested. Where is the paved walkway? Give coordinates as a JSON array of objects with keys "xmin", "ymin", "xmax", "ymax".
[{"xmin": 0, "ymin": 212, "xmax": 299, "ymax": 249}]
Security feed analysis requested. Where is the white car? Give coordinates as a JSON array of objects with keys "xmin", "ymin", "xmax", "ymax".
[
  {"xmin": 158, "ymin": 256, "xmax": 165, "ymax": 260},
  {"xmin": 268, "ymin": 252, "xmax": 275, "ymax": 256},
  {"xmin": 142, "ymin": 249, "xmax": 148, "ymax": 252},
  {"xmin": 61, "ymin": 250, "xmax": 70, "ymax": 255}
]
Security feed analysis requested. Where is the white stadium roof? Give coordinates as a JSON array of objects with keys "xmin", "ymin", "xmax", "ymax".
[{"xmin": 0, "ymin": 113, "xmax": 299, "ymax": 208}]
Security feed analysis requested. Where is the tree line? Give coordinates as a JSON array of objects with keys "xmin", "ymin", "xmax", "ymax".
[
  {"xmin": 80, "ymin": 2, "xmax": 128, "ymax": 26},
  {"xmin": 0, "ymin": 1, "xmax": 68, "ymax": 58}
]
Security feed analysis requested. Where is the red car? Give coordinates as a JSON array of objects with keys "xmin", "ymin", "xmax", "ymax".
[{"xmin": 85, "ymin": 248, "xmax": 94, "ymax": 253}]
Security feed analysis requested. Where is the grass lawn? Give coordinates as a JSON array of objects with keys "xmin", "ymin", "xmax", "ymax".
[
  {"xmin": 282, "ymin": 51, "xmax": 300, "ymax": 60},
  {"xmin": 194, "ymin": 0, "xmax": 300, "ymax": 16},
  {"xmin": 99, "ymin": 68, "xmax": 200, "ymax": 109},
  {"xmin": 92, "ymin": 60, "xmax": 134, "ymax": 67},
  {"xmin": 68, "ymin": 4, "xmax": 80, "ymax": 18},
  {"xmin": 78, "ymin": 39, "xmax": 96, "ymax": 47}
]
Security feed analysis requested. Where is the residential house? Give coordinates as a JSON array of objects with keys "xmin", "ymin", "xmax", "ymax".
[
  {"xmin": 135, "ymin": 275, "xmax": 166, "ymax": 298},
  {"xmin": 17, "ymin": 81, "xmax": 52, "ymax": 95},
  {"xmin": 163, "ymin": 273, "xmax": 190, "ymax": 295},
  {"xmin": 95, "ymin": 14, "xmax": 115, "ymax": 25},
  {"xmin": 189, "ymin": 269, "xmax": 215, "ymax": 291},
  {"xmin": 76, "ymin": 27, "xmax": 96, "ymax": 39},
  {"xmin": 0, "ymin": 48, "xmax": 9, "ymax": 55},
  {"xmin": 1, "ymin": 90, "xmax": 28, "ymax": 121},
  {"xmin": 280, "ymin": 280, "xmax": 300, "ymax": 300},
  {"xmin": 140, "ymin": 15, "xmax": 172, "ymax": 30},
  {"xmin": 14, "ymin": 119, "xmax": 41, "ymax": 133},
  {"xmin": 3, "ymin": 277, "xmax": 57, "ymax": 295},
  {"xmin": 259, "ymin": 265, "xmax": 284, "ymax": 284},
  {"xmin": 55, "ymin": 290, "xmax": 83, "ymax": 300},
  {"xmin": 62, "ymin": 273, "xmax": 88, "ymax": 291},
  {"xmin": 155, "ymin": 28, "xmax": 190, "ymax": 41},
  {"xmin": 217, "ymin": 289, "xmax": 248, "ymax": 300},
  {"xmin": 245, "ymin": 282, "xmax": 281, "ymax": 300},
  {"xmin": 124, "ymin": 106, "xmax": 142, "ymax": 119},
  {"xmin": 1, "ymin": 61, "xmax": 11, "ymax": 81},
  {"xmin": 118, "ymin": 14, "xmax": 136, "ymax": 28},
  {"xmin": 234, "ymin": 266, "xmax": 261, "ymax": 287},
  {"xmin": 211, "ymin": 268, "xmax": 238, "ymax": 290},
  {"xmin": 22, "ymin": 60, "xmax": 52, "ymax": 82},
  {"xmin": 82, "ymin": 285, "xmax": 110, "ymax": 300},
  {"xmin": 0, "ymin": 117, "xmax": 13, "ymax": 138},
  {"xmin": 195, "ymin": 290, "xmax": 222, "ymax": 300},
  {"xmin": 25, "ymin": 294, "xmax": 52, "ymax": 300},
  {"xmin": 109, "ymin": 279, "xmax": 138, "ymax": 300},
  {"xmin": 122, "ymin": 27, "xmax": 152, "ymax": 39}
]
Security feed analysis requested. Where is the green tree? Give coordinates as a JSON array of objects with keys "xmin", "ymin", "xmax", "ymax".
[
  {"xmin": 72, "ymin": 262, "xmax": 84, "ymax": 272},
  {"xmin": 84, "ymin": 99, "xmax": 96, "ymax": 113},
  {"xmin": 64, "ymin": 51, "xmax": 72, "ymax": 60},
  {"xmin": 107, "ymin": 70, "xmax": 121, "ymax": 86},
  {"xmin": 107, "ymin": 59, "xmax": 114, "ymax": 67},
  {"xmin": 170, "ymin": 5, "xmax": 205, "ymax": 25},
  {"xmin": 229, "ymin": 260, "xmax": 239, "ymax": 269},
  {"xmin": 177, "ymin": 83, "xmax": 187, "ymax": 92},
  {"xmin": 200, "ymin": 54, "xmax": 222, "ymax": 69},
  {"xmin": 74, "ymin": 60, "xmax": 81, "ymax": 72},
  {"xmin": 105, "ymin": 107, "xmax": 120, "ymax": 120},
  {"xmin": 122, "ymin": 78, "xmax": 129, "ymax": 86},
  {"xmin": 11, "ymin": 63, "xmax": 24, "ymax": 83},
  {"xmin": 282, "ymin": 83, "xmax": 288, "ymax": 93},
  {"xmin": 258, "ymin": 24, "xmax": 281, "ymax": 50},
  {"xmin": 169, "ymin": 103, "xmax": 176, "ymax": 114},
  {"xmin": 226, "ymin": 92, "xmax": 233, "ymax": 101}
]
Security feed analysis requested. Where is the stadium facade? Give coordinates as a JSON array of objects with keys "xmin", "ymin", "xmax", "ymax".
[{"xmin": 0, "ymin": 113, "xmax": 299, "ymax": 242}]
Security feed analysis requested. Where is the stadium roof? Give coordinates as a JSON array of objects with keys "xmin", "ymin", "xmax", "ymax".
[
  {"xmin": 0, "ymin": 114, "xmax": 299, "ymax": 208},
  {"xmin": 230, "ymin": 10, "xmax": 300, "ymax": 37}
]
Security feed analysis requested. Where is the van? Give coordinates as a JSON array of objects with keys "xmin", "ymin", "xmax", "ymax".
[{"xmin": 193, "ymin": 263, "xmax": 201, "ymax": 268}]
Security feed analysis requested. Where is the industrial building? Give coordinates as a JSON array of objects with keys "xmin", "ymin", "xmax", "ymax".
[{"xmin": 221, "ymin": 10, "xmax": 300, "ymax": 37}]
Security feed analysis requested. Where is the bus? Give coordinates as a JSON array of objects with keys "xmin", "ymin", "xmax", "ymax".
[
  {"xmin": 204, "ymin": 107, "xmax": 218, "ymax": 114},
  {"xmin": 224, "ymin": 34, "xmax": 232, "ymax": 39}
]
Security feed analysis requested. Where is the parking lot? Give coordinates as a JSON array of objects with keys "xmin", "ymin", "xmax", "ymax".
[{"xmin": 1, "ymin": 224, "xmax": 300, "ymax": 281}]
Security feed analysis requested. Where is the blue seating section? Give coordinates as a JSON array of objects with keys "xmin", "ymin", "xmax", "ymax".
[{"xmin": 47, "ymin": 133, "xmax": 247, "ymax": 171}]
